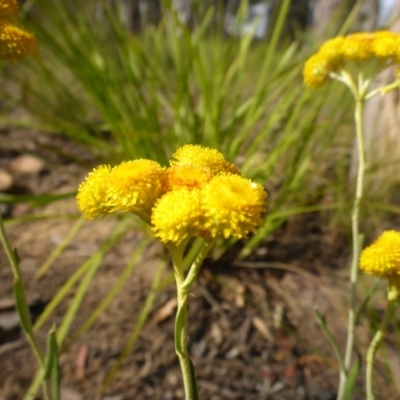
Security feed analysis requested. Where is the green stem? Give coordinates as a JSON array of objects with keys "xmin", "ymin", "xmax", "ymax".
[
  {"xmin": 0, "ymin": 214, "xmax": 50, "ymax": 400},
  {"xmin": 337, "ymin": 82, "xmax": 366, "ymax": 400},
  {"xmin": 366, "ymin": 285, "xmax": 399, "ymax": 400},
  {"xmin": 169, "ymin": 244, "xmax": 197, "ymax": 400},
  {"xmin": 169, "ymin": 239, "xmax": 215, "ymax": 400}
]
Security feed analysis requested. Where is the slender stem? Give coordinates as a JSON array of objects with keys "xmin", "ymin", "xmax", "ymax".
[
  {"xmin": 337, "ymin": 83, "xmax": 366, "ymax": 400},
  {"xmin": 0, "ymin": 214, "xmax": 50, "ymax": 400},
  {"xmin": 366, "ymin": 285, "xmax": 399, "ymax": 400},
  {"xmin": 169, "ymin": 244, "xmax": 198, "ymax": 400}
]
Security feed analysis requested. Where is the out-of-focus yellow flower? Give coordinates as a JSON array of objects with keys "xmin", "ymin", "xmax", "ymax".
[
  {"xmin": 152, "ymin": 189, "xmax": 202, "ymax": 245},
  {"xmin": 0, "ymin": 0, "xmax": 19, "ymax": 21},
  {"xmin": 165, "ymin": 164, "xmax": 211, "ymax": 191},
  {"xmin": 201, "ymin": 174, "xmax": 267, "ymax": 239},
  {"xmin": 342, "ymin": 32, "xmax": 375, "ymax": 61},
  {"xmin": 0, "ymin": 21, "xmax": 37, "ymax": 61},
  {"xmin": 76, "ymin": 165, "xmax": 113, "ymax": 220},
  {"xmin": 303, "ymin": 53, "xmax": 332, "ymax": 88},
  {"xmin": 107, "ymin": 160, "xmax": 166, "ymax": 218},
  {"xmin": 303, "ymin": 30, "xmax": 400, "ymax": 88},
  {"xmin": 170, "ymin": 144, "xmax": 239, "ymax": 176},
  {"xmin": 359, "ymin": 230, "xmax": 400, "ymax": 280},
  {"xmin": 319, "ymin": 37, "xmax": 345, "ymax": 67},
  {"xmin": 373, "ymin": 31, "xmax": 400, "ymax": 59}
]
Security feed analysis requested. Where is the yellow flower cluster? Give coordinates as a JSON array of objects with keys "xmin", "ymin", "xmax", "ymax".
[
  {"xmin": 359, "ymin": 230, "xmax": 400, "ymax": 280},
  {"xmin": 77, "ymin": 145, "xmax": 268, "ymax": 245},
  {"xmin": 303, "ymin": 31, "xmax": 400, "ymax": 88},
  {"xmin": 0, "ymin": 0, "xmax": 36, "ymax": 61}
]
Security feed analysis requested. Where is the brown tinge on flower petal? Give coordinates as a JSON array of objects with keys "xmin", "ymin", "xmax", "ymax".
[
  {"xmin": 360, "ymin": 230, "xmax": 400, "ymax": 280},
  {"xmin": 170, "ymin": 144, "xmax": 239, "ymax": 176},
  {"xmin": 0, "ymin": 0, "xmax": 19, "ymax": 21},
  {"xmin": 0, "ymin": 21, "xmax": 37, "ymax": 61},
  {"xmin": 201, "ymin": 174, "xmax": 267, "ymax": 239},
  {"xmin": 151, "ymin": 189, "xmax": 203, "ymax": 245},
  {"xmin": 165, "ymin": 164, "xmax": 212, "ymax": 191}
]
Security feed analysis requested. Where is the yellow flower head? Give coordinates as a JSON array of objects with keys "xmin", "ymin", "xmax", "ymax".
[
  {"xmin": 151, "ymin": 189, "xmax": 202, "ymax": 245},
  {"xmin": 201, "ymin": 174, "xmax": 267, "ymax": 239},
  {"xmin": 165, "ymin": 164, "xmax": 212, "ymax": 191},
  {"xmin": 76, "ymin": 165, "xmax": 113, "ymax": 220},
  {"xmin": 303, "ymin": 31, "xmax": 400, "ymax": 88},
  {"xmin": 319, "ymin": 37, "xmax": 345, "ymax": 67},
  {"xmin": 0, "ymin": 0, "xmax": 19, "ymax": 21},
  {"xmin": 373, "ymin": 31, "xmax": 400, "ymax": 59},
  {"xmin": 303, "ymin": 53, "xmax": 332, "ymax": 89},
  {"xmin": 170, "ymin": 145, "xmax": 239, "ymax": 176},
  {"xmin": 342, "ymin": 32, "xmax": 375, "ymax": 61},
  {"xmin": 107, "ymin": 160, "xmax": 166, "ymax": 218},
  {"xmin": 0, "ymin": 21, "xmax": 37, "ymax": 61},
  {"xmin": 359, "ymin": 230, "xmax": 400, "ymax": 279}
]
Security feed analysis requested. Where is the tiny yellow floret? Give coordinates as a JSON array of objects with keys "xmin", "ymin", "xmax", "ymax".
[
  {"xmin": 76, "ymin": 165, "xmax": 113, "ymax": 220},
  {"xmin": 201, "ymin": 174, "xmax": 267, "ymax": 239},
  {"xmin": 359, "ymin": 230, "xmax": 400, "ymax": 279},
  {"xmin": 0, "ymin": 21, "xmax": 37, "ymax": 61},
  {"xmin": 151, "ymin": 189, "xmax": 202, "ymax": 245},
  {"xmin": 170, "ymin": 144, "xmax": 239, "ymax": 176},
  {"xmin": 0, "ymin": 0, "xmax": 19, "ymax": 21}
]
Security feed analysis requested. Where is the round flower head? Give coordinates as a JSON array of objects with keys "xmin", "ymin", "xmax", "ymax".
[
  {"xmin": 373, "ymin": 31, "xmax": 400, "ymax": 59},
  {"xmin": 107, "ymin": 159, "xmax": 166, "ymax": 219},
  {"xmin": 76, "ymin": 165, "xmax": 113, "ymax": 220},
  {"xmin": 0, "ymin": 21, "xmax": 37, "ymax": 61},
  {"xmin": 151, "ymin": 189, "xmax": 202, "ymax": 245},
  {"xmin": 165, "ymin": 164, "xmax": 214, "ymax": 191},
  {"xmin": 201, "ymin": 174, "xmax": 267, "ymax": 239},
  {"xmin": 0, "ymin": 0, "xmax": 19, "ymax": 21},
  {"xmin": 341, "ymin": 32, "xmax": 375, "ymax": 61},
  {"xmin": 319, "ymin": 37, "xmax": 345, "ymax": 67},
  {"xmin": 359, "ymin": 230, "xmax": 400, "ymax": 280},
  {"xmin": 170, "ymin": 145, "xmax": 239, "ymax": 176},
  {"xmin": 303, "ymin": 53, "xmax": 332, "ymax": 89}
]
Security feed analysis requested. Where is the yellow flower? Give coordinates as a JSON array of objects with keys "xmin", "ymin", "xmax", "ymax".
[
  {"xmin": 303, "ymin": 31, "xmax": 400, "ymax": 88},
  {"xmin": 319, "ymin": 37, "xmax": 345, "ymax": 67},
  {"xmin": 359, "ymin": 230, "xmax": 400, "ymax": 279},
  {"xmin": 165, "ymin": 164, "xmax": 212, "ymax": 191},
  {"xmin": 201, "ymin": 174, "xmax": 267, "ymax": 239},
  {"xmin": 0, "ymin": 21, "xmax": 37, "ymax": 61},
  {"xmin": 373, "ymin": 31, "xmax": 400, "ymax": 59},
  {"xmin": 0, "ymin": 0, "xmax": 19, "ymax": 21},
  {"xmin": 76, "ymin": 165, "xmax": 113, "ymax": 220},
  {"xmin": 107, "ymin": 160, "xmax": 166, "ymax": 218},
  {"xmin": 151, "ymin": 189, "xmax": 202, "ymax": 245},
  {"xmin": 303, "ymin": 53, "xmax": 332, "ymax": 89},
  {"xmin": 170, "ymin": 145, "xmax": 239, "ymax": 176},
  {"xmin": 341, "ymin": 32, "xmax": 375, "ymax": 61}
]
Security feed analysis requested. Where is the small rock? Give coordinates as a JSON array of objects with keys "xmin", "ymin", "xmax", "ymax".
[
  {"xmin": 9, "ymin": 155, "xmax": 45, "ymax": 175},
  {"xmin": 0, "ymin": 169, "xmax": 13, "ymax": 191},
  {"xmin": 60, "ymin": 387, "xmax": 83, "ymax": 400}
]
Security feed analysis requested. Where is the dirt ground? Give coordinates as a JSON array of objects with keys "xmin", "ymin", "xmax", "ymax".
[{"xmin": 0, "ymin": 129, "xmax": 399, "ymax": 400}]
